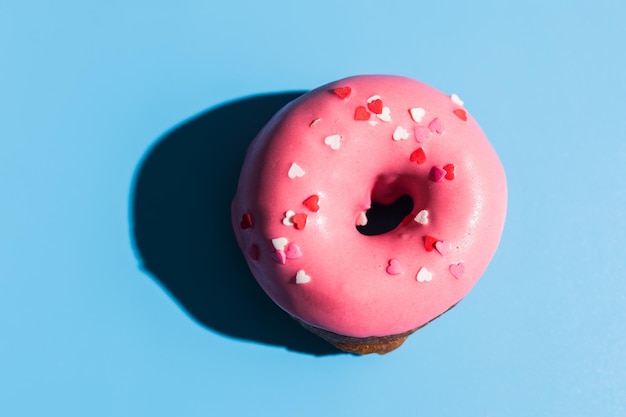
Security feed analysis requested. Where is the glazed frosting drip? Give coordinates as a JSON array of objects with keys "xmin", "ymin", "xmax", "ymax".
[{"xmin": 232, "ymin": 75, "xmax": 507, "ymax": 338}]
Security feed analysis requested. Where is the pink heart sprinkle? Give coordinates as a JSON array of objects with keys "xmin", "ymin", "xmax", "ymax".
[
  {"xmin": 272, "ymin": 250, "xmax": 286, "ymax": 265},
  {"xmin": 435, "ymin": 240, "xmax": 451, "ymax": 256},
  {"xmin": 414, "ymin": 126, "xmax": 431, "ymax": 143},
  {"xmin": 428, "ymin": 118, "xmax": 444, "ymax": 134},
  {"xmin": 386, "ymin": 259, "xmax": 403, "ymax": 275},
  {"xmin": 429, "ymin": 166, "xmax": 446, "ymax": 182},
  {"xmin": 285, "ymin": 243, "xmax": 302, "ymax": 259},
  {"xmin": 449, "ymin": 262, "xmax": 465, "ymax": 279}
]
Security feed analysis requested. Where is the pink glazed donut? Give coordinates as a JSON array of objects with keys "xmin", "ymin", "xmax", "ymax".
[{"xmin": 232, "ymin": 75, "xmax": 507, "ymax": 354}]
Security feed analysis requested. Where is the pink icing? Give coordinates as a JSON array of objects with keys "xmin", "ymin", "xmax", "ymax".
[{"xmin": 231, "ymin": 75, "xmax": 507, "ymax": 338}]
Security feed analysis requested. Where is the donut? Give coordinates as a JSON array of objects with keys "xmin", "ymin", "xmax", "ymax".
[{"xmin": 231, "ymin": 75, "xmax": 507, "ymax": 354}]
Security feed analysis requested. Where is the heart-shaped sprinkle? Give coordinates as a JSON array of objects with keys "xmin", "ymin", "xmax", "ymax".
[
  {"xmin": 282, "ymin": 210, "xmax": 295, "ymax": 226},
  {"xmin": 295, "ymin": 269, "xmax": 311, "ymax": 284},
  {"xmin": 288, "ymin": 162, "xmax": 305, "ymax": 179},
  {"xmin": 354, "ymin": 106, "xmax": 371, "ymax": 121},
  {"xmin": 400, "ymin": 214, "xmax": 414, "ymax": 227},
  {"xmin": 416, "ymin": 267, "xmax": 433, "ymax": 282},
  {"xmin": 414, "ymin": 126, "xmax": 431, "ymax": 143},
  {"xmin": 271, "ymin": 237, "xmax": 288, "ymax": 251},
  {"xmin": 451, "ymin": 93, "xmax": 464, "ymax": 106},
  {"xmin": 414, "ymin": 209, "xmax": 429, "ymax": 225},
  {"xmin": 377, "ymin": 107, "xmax": 392, "ymax": 122},
  {"xmin": 333, "ymin": 87, "xmax": 351, "ymax": 99},
  {"xmin": 424, "ymin": 236, "xmax": 439, "ymax": 252},
  {"xmin": 435, "ymin": 240, "xmax": 451, "ymax": 256},
  {"xmin": 324, "ymin": 134, "xmax": 342, "ymax": 150},
  {"xmin": 367, "ymin": 95, "xmax": 382, "ymax": 102},
  {"xmin": 285, "ymin": 242, "xmax": 302, "ymax": 259},
  {"xmin": 429, "ymin": 166, "xmax": 446, "ymax": 182},
  {"xmin": 443, "ymin": 163, "xmax": 456, "ymax": 180},
  {"xmin": 356, "ymin": 212, "xmax": 368, "ymax": 226},
  {"xmin": 409, "ymin": 107, "xmax": 426, "ymax": 123},
  {"xmin": 453, "ymin": 108, "xmax": 467, "ymax": 121},
  {"xmin": 248, "ymin": 244, "xmax": 259, "ymax": 260},
  {"xmin": 240, "ymin": 212, "xmax": 253, "ymax": 229},
  {"xmin": 309, "ymin": 118, "xmax": 322, "ymax": 127},
  {"xmin": 367, "ymin": 99, "xmax": 383, "ymax": 114},
  {"xmin": 450, "ymin": 262, "xmax": 465, "ymax": 279},
  {"xmin": 272, "ymin": 250, "xmax": 287, "ymax": 264},
  {"xmin": 393, "ymin": 126, "xmax": 409, "ymax": 141},
  {"xmin": 409, "ymin": 148, "xmax": 426, "ymax": 164},
  {"xmin": 386, "ymin": 259, "xmax": 403, "ymax": 275},
  {"xmin": 428, "ymin": 118, "xmax": 444, "ymax": 134},
  {"xmin": 303, "ymin": 195, "xmax": 320, "ymax": 212},
  {"xmin": 369, "ymin": 120, "xmax": 379, "ymax": 126},
  {"xmin": 292, "ymin": 213, "xmax": 307, "ymax": 230}
]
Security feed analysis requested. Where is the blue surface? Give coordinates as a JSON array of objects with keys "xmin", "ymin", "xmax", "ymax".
[{"xmin": 2, "ymin": 1, "xmax": 625, "ymax": 416}]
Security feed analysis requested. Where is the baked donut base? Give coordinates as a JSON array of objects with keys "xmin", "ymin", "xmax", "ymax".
[{"xmin": 293, "ymin": 303, "xmax": 459, "ymax": 355}]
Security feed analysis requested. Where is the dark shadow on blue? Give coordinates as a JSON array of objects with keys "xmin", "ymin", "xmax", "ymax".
[{"xmin": 130, "ymin": 92, "xmax": 342, "ymax": 356}]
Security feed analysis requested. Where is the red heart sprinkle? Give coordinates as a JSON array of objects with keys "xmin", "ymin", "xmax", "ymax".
[
  {"xmin": 292, "ymin": 213, "xmax": 307, "ymax": 230},
  {"xmin": 409, "ymin": 148, "xmax": 426, "ymax": 164},
  {"xmin": 443, "ymin": 164, "xmax": 456, "ymax": 180},
  {"xmin": 367, "ymin": 99, "xmax": 383, "ymax": 114},
  {"xmin": 333, "ymin": 86, "xmax": 351, "ymax": 99},
  {"xmin": 248, "ymin": 244, "xmax": 259, "ymax": 260},
  {"xmin": 354, "ymin": 106, "xmax": 371, "ymax": 121},
  {"xmin": 400, "ymin": 214, "xmax": 414, "ymax": 227},
  {"xmin": 303, "ymin": 195, "xmax": 320, "ymax": 212},
  {"xmin": 424, "ymin": 236, "xmax": 439, "ymax": 252},
  {"xmin": 240, "ymin": 212, "xmax": 253, "ymax": 229},
  {"xmin": 453, "ymin": 108, "xmax": 467, "ymax": 121}
]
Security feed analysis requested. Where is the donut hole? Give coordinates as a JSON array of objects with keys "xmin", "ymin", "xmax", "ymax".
[
  {"xmin": 356, "ymin": 174, "xmax": 430, "ymax": 236},
  {"xmin": 356, "ymin": 194, "xmax": 414, "ymax": 236}
]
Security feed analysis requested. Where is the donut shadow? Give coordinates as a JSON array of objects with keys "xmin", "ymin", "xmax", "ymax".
[{"xmin": 130, "ymin": 92, "xmax": 342, "ymax": 356}]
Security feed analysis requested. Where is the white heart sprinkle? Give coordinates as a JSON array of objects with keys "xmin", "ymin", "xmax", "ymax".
[
  {"xmin": 324, "ymin": 134, "xmax": 342, "ymax": 150},
  {"xmin": 416, "ymin": 267, "xmax": 433, "ymax": 282},
  {"xmin": 288, "ymin": 163, "xmax": 305, "ymax": 179},
  {"xmin": 295, "ymin": 269, "xmax": 311, "ymax": 284},
  {"xmin": 393, "ymin": 126, "xmax": 409, "ymax": 141},
  {"xmin": 356, "ymin": 212, "xmax": 368, "ymax": 226},
  {"xmin": 282, "ymin": 210, "xmax": 295, "ymax": 226},
  {"xmin": 271, "ymin": 237, "xmax": 288, "ymax": 251},
  {"xmin": 369, "ymin": 120, "xmax": 379, "ymax": 127},
  {"xmin": 451, "ymin": 94, "xmax": 464, "ymax": 106},
  {"xmin": 377, "ymin": 107, "xmax": 391, "ymax": 122},
  {"xmin": 414, "ymin": 209, "xmax": 429, "ymax": 225},
  {"xmin": 367, "ymin": 95, "xmax": 381, "ymax": 103},
  {"xmin": 409, "ymin": 107, "xmax": 426, "ymax": 123}
]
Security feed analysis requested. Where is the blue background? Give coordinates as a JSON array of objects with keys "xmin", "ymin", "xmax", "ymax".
[{"xmin": 2, "ymin": 1, "xmax": 625, "ymax": 416}]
